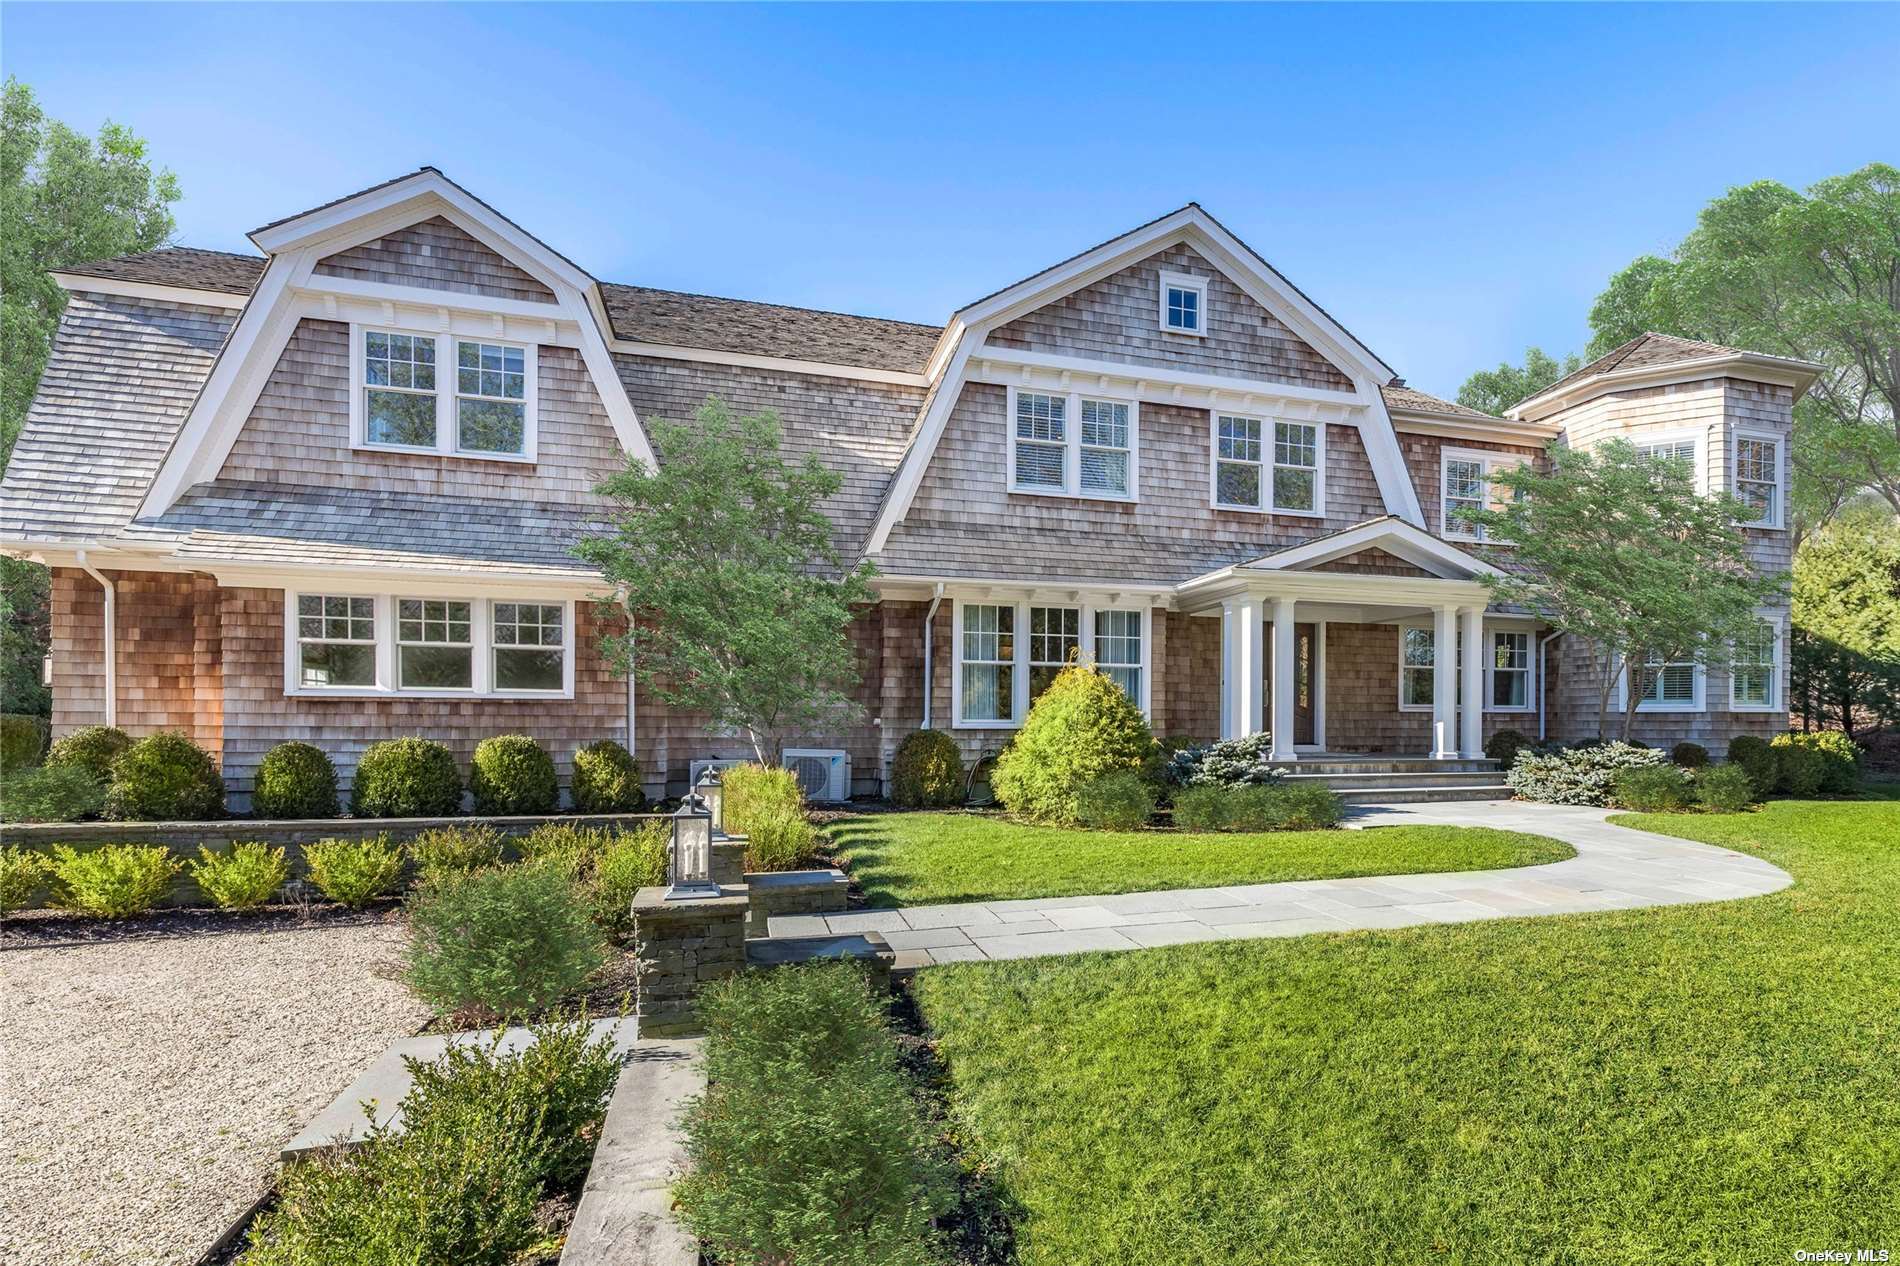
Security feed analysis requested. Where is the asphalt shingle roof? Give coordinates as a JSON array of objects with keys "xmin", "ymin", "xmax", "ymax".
[
  {"xmin": 1379, "ymin": 384, "xmax": 1503, "ymax": 422},
  {"xmin": 55, "ymin": 247, "xmax": 265, "ymax": 296}
]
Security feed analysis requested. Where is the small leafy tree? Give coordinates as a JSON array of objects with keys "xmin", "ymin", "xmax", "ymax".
[
  {"xmin": 577, "ymin": 398, "xmax": 872, "ymax": 765},
  {"xmin": 1462, "ymin": 440, "xmax": 1782, "ymax": 740},
  {"xmin": 1456, "ymin": 346, "xmax": 1583, "ymax": 417},
  {"xmin": 1791, "ymin": 509, "xmax": 1900, "ymax": 739}
]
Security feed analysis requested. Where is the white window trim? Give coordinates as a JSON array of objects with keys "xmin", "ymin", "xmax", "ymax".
[
  {"xmin": 1728, "ymin": 611, "xmax": 1783, "ymax": 713},
  {"xmin": 1207, "ymin": 413, "xmax": 1326, "ymax": 519},
  {"xmin": 951, "ymin": 597, "xmax": 1151, "ymax": 729},
  {"xmin": 1614, "ymin": 654, "xmax": 1707, "ymax": 714},
  {"xmin": 1487, "ymin": 628, "xmax": 1535, "ymax": 714},
  {"xmin": 1158, "ymin": 270, "xmax": 1209, "ymax": 338},
  {"xmin": 1627, "ymin": 427, "xmax": 1706, "ymax": 493},
  {"xmin": 283, "ymin": 590, "xmax": 574, "ymax": 699},
  {"xmin": 1396, "ymin": 621, "xmax": 1455, "ymax": 713},
  {"xmin": 1004, "ymin": 385, "xmax": 1140, "ymax": 503},
  {"xmin": 349, "ymin": 322, "xmax": 540, "ymax": 464},
  {"xmin": 1731, "ymin": 427, "xmax": 1787, "ymax": 531},
  {"xmin": 1395, "ymin": 618, "xmax": 1535, "ymax": 713},
  {"xmin": 1438, "ymin": 448, "xmax": 1521, "ymax": 544}
]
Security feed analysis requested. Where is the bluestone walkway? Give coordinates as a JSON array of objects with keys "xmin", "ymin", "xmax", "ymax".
[{"xmin": 769, "ymin": 800, "xmax": 1793, "ymax": 969}]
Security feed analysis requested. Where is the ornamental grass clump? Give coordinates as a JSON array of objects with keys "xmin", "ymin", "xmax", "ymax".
[
  {"xmin": 517, "ymin": 820, "xmax": 668, "ymax": 935},
  {"xmin": 720, "ymin": 762, "xmax": 804, "ymax": 836},
  {"xmin": 0, "ymin": 846, "xmax": 47, "ymax": 914},
  {"xmin": 238, "ymin": 1012, "xmax": 619, "ymax": 1266},
  {"xmin": 1, "ymin": 762, "xmax": 106, "ymax": 823},
  {"xmin": 676, "ymin": 963, "xmax": 953, "ymax": 1266},
  {"xmin": 891, "ymin": 729, "xmax": 964, "ymax": 808},
  {"xmin": 468, "ymin": 735, "xmax": 558, "ymax": 816},
  {"xmin": 349, "ymin": 738, "xmax": 462, "ymax": 818},
  {"xmin": 993, "ymin": 663, "xmax": 1154, "ymax": 825},
  {"xmin": 303, "ymin": 836, "xmax": 404, "ymax": 909},
  {"xmin": 403, "ymin": 864, "xmax": 606, "ymax": 1021},
  {"xmin": 1506, "ymin": 741, "xmax": 1666, "ymax": 807},
  {"xmin": 569, "ymin": 739, "xmax": 643, "ymax": 814},
  {"xmin": 44, "ymin": 844, "xmax": 180, "ymax": 918},
  {"xmin": 743, "ymin": 808, "xmax": 818, "ymax": 874},
  {"xmin": 250, "ymin": 741, "xmax": 340, "ymax": 819},
  {"xmin": 1612, "ymin": 764, "xmax": 1695, "ymax": 812},
  {"xmin": 188, "ymin": 842, "xmax": 289, "ymax": 911},
  {"xmin": 103, "ymin": 732, "xmax": 225, "ymax": 821}
]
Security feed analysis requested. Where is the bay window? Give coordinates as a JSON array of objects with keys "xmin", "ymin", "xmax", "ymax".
[
  {"xmin": 1007, "ymin": 387, "xmax": 1139, "ymax": 500},
  {"xmin": 1213, "ymin": 415, "xmax": 1322, "ymax": 515},
  {"xmin": 285, "ymin": 591, "xmax": 572, "ymax": 697},
  {"xmin": 354, "ymin": 325, "xmax": 537, "ymax": 461},
  {"xmin": 954, "ymin": 599, "xmax": 1148, "ymax": 726}
]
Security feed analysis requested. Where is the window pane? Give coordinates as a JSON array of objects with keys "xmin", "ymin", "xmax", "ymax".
[
  {"xmin": 1080, "ymin": 400, "xmax": 1128, "ymax": 449},
  {"xmin": 399, "ymin": 644, "xmax": 473, "ymax": 689},
  {"xmin": 1217, "ymin": 416, "xmax": 1261, "ymax": 462},
  {"xmin": 1274, "ymin": 422, "xmax": 1316, "ymax": 469},
  {"xmin": 495, "ymin": 647, "xmax": 563, "ymax": 691},
  {"xmin": 1028, "ymin": 606, "xmax": 1079, "ymax": 667},
  {"xmin": 1403, "ymin": 667, "xmax": 1435, "ymax": 708},
  {"xmin": 961, "ymin": 664, "xmax": 1012, "ymax": 722},
  {"xmin": 1080, "ymin": 447, "xmax": 1129, "ymax": 494},
  {"xmin": 458, "ymin": 399, "xmax": 526, "ymax": 454},
  {"xmin": 1016, "ymin": 440, "xmax": 1065, "ymax": 488},
  {"xmin": 301, "ymin": 643, "xmax": 374, "ymax": 688},
  {"xmin": 1028, "ymin": 663, "xmax": 1062, "ymax": 702},
  {"xmin": 1272, "ymin": 466, "xmax": 1316, "ymax": 512},
  {"xmin": 1015, "ymin": 392, "xmax": 1065, "ymax": 442},
  {"xmin": 1216, "ymin": 461, "xmax": 1260, "ymax": 508},
  {"xmin": 367, "ymin": 390, "xmax": 437, "ymax": 447},
  {"xmin": 1445, "ymin": 459, "xmax": 1483, "ymax": 501},
  {"xmin": 1492, "ymin": 668, "xmax": 1527, "ymax": 709},
  {"xmin": 1105, "ymin": 665, "xmax": 1141, "ymax": 700},
  {"xmin": 1095, "ymin": 609, "xmax": 1141, "ymax": 667},
  {"xmin": 1402, "ymin": 628, "xmax": 1435, "ymax": 668}
]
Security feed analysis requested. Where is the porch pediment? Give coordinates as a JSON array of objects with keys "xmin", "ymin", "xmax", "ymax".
[{"xmin": 1242, "ymin": 516, "xmax": 1497, "ymax": 581}]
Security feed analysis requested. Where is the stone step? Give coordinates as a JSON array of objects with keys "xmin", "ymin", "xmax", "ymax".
[
  {"xmin": 1271, "ymin": 758, "xmax": 1498, "ymax": 776},
  {"xmin": 1335, "ymin": 785, "xmax": 1515, "ymax": 804},
  {"xmin": 1283, "ymin": 770, "xmax": 1506, "ymax": 789}
]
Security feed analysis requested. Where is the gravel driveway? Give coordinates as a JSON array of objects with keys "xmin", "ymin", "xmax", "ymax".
[{"xmin": 0, "ymin": 909, "xmax": 431, "ymax": 1265}]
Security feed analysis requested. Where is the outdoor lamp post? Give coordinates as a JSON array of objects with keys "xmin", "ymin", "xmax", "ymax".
[
  {"xmin": 666, "ymin": 789, "xmax": 720, "ymax": 900},
  {"xmin": 695, "ymin": 766, "xmax": 726, "ymax": 838}
]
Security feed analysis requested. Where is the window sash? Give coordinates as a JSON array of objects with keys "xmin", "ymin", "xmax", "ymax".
[
  {"xmin": 1215, "ymin": 415, "xmax": 1318, "ymax": 513},
  {"xmin": 1027, "ymin": 605, "xmax": 1080, "ymax": 700},
  {"xmin": 296, "ymin": 594, "xmax": 377, "ymax": 689},
  {"xmin": 1637, "ymin": 656, "xmax": 1697, "ymax": 704},
  {"xmin": 491, "ymin": 601, "xmax": 566, "ymax": 693},
  {"xmin": 1490, "ymin": 631, "xmax": 1529, "ymax": 709},
  {"xmin": 1095, "ymin": 609, "xmax": 1142, "ymax": 702},
  {"xmin": 1079, "ymin": 399, "xmax": 1131, "ymax": 495},
  {"xmin": 1735, "ymin": 437, "xmax": 1779, "ymax": 524},
  {"xmin": 1731, "ymin": 621, "xmax": 1777, "ymax": 707},
  {"xmin": 1166, "ymin": 286, "xmax": 1200, "ymax": 332}
]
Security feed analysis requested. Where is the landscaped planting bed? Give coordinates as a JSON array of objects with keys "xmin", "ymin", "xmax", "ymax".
[
  {"xmin": 828, "ymin": 812, "xmax": 1575, "ymax": 907},
  {"xmin": 913, "ymin": 792, "xmax": 1900, "ymax": 1264}
]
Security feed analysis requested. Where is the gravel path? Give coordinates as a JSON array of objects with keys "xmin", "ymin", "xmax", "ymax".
[{"xmin": 0, "ymin": 909, "xmax": 431, "ymax": 1266}]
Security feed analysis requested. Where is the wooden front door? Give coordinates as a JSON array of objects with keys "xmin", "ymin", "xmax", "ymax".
[{"xmin": 1264, "ymin": 621, "xmax": 1320, "ymax": 746}]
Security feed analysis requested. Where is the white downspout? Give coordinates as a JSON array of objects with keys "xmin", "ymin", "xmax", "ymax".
[
  {"xmin": 921, "ymin": 583, "xmax": 944, "ymax": 729},
  {"xmin": 76, "ymin": 550, "xmax": 117, "ymax": 728}
]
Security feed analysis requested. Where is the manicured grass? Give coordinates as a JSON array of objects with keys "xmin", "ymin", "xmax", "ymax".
[
  {"xmin": 827, "ymin": 812, "xmax": 1574, "ymax": 907},
  {"xmin": 915, "ymin": 797, "xmax": 1900, "ymax": 1265}
]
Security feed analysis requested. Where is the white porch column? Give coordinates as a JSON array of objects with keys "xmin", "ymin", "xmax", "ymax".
[
  {"xmin": 1269, "ymin": 596, "xmax": 1298, "ymax": 762},
  {"xmin": 1432, "ymin": 603, "xmax": 1460, "ymax": 759},
  {"xmin": 1219, "ymin": 603, "xmax": 1234, "ymax": 738},
  {"xmin": 1220, "ymin": 596, "xmax": 1265, "ymax": 740},
  {"xmin": 1459, "ymin": 606, "xmax": 1486, "ymax": 758}
]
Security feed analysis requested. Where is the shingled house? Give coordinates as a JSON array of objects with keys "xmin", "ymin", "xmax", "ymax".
[{"xmin": 0, "ymin": 169, "xmax": 1815, "ymax": 806}]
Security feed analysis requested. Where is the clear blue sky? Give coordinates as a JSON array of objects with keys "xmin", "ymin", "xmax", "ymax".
[{"xmin": 5, "ymin": 2, "xmax": 1895, "ymax": 397}]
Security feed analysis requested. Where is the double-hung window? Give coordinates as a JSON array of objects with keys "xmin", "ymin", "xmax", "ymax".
[
  {"xmin": 1439, "ymin": 449, "xmax": 1522, "ymax": 542},
  {"xmin": 960, "ymin": 604, "xmax": 1015, "ymax": 724},
  {"xmin": 1490, "ymin": 630, "xmax": 1531, "ymax": 710},
  {"xmin": 1007, "ymin": 388, "xmax": 1138, "ymax": 500},
  {"xmin": 296, "ymin": 595, "xmax": 376, "ymax": 688},
  {"xmin": 492, "ymin": 602, "xmax": 566, "ymax": 692},
  {"xmin": 955, "ymin": 600, "xmax": 1147, "ymax": 726},
  {"xmin": 1634, "ymin": 436, "xmax": 1698, "ymax": 472},
  {"xmin": 1400, "ymin": 627, "xmax": 1437, "ymax": 709},
  {"xmin": 356, "ymin": 326, "xmax": 537, "ymax": 461},
  {"xmin": 1159, "ymin": 272, "xmax": 1207, "ymax": 336},
  {"xmin": 1734, "ymin": 434, "xmax": 1782, "ymax": 527},
  {"xmin": 1095, "ymin": 609, "xmax": 1142, "ymax": 702},
  {"xmin": 1213, "ymin": 415, "xmax": 1321, "ymax": 514},
  {"xmin": 1027, "ymin": 606, "xmax": 1079, "ymax": 702},
  {"xmin": 1730, "ymin": 619, "xmax": 1779, "ymax": 709}
]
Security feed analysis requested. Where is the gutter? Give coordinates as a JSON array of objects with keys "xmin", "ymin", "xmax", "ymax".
[
  {"xmin": 75, "ymin": 549, "xmax": 117, "ymax": 727},
  {"xmin": 921, "ymin": 583, "xmax": 944, "ymax": 729}
]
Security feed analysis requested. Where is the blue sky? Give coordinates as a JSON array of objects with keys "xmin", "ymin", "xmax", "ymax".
[{"xmin": 5, "ymin": 2, "xmax": 1895, "ymax": 397}]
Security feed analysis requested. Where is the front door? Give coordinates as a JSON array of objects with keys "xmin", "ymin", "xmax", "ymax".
[{"xmin": 1293, "ymin": 623, "xmax": 1316, "ymax": 746}]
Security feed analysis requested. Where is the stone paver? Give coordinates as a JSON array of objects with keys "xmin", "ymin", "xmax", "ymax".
[{"xmin": 771, "ymin": 801, "xmax": 1793, "ymax": 966}]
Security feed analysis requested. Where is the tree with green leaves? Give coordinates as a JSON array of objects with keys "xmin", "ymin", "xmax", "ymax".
[
  {"xmin": 1455, "ymin": 347, "xmax": 1583, "ymax": 417},
  {"xmin": 1461, "ymin": 440, "xmax": 1784, "ymax": 740},
  {"xmin": 1, "ymin": 79, "xmax": 180, "ymax": 715},
  {"xmin": 1586, "ymin": 164, "xmax": 1900, "ymax": 527},
  {"xmin": 1791, "ymin": 508, "xmax": 1900, "ymax": 739},
  {"xmin": 576, "ymin": 397, "xmax": 873, "ymax": 766}
]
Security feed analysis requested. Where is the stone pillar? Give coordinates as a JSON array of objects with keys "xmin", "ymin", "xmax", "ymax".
[
  {"xmin": 628, "ymin": 886, "xmax": 749, "ymax": 1037},
  {"xmin": 1269, "ymin": 596, "xmax": 1298, "ymax": 762},
  {"xmin": 1432, "ymin": 603, "xmax": 1460, "ymax": 759},
  {"xmin": 1459, "ymin": 607, "xmax": 1486, "ymax": 759}
]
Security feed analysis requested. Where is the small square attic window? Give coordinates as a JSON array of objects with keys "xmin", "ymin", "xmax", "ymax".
[{"xmin": 1159, "ymin": 272, "xmax": 1207, "ymax": 336}]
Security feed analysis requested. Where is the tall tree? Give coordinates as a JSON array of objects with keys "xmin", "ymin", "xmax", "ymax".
[
  {"xmin": 576, "ymin": 397, "xmax": 874, "ymax": 766},
  {"xmin": 1791, "ymin": 508, "xmax": 1900, "ymax": 739},
  {"xmin": 1461, "ymin": 440, "xmax": 1783, "ymax": 740},
  {"xmin": 0, "ymin": 79, "xmax": 180, "ymax": 716},
  {"xmin": 1585, "ymin": 164, "xmax": 1900, "ymax": 527},
  {"xmin": 1456, "ymin": 347, "xmax": 1584, "ymax": 416}
]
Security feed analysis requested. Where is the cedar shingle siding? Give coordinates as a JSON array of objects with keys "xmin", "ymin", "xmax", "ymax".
[{"xmin": 315, "ymin": 216, "xmax": 557, "ymax": 303}]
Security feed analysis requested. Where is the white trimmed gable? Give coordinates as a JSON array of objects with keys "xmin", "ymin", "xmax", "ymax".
[{"xmin": 1243, "ymin": 516, "xmax": 1498, "ymax": 580}]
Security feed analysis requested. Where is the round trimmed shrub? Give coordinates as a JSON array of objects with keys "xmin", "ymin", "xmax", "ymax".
[
  {"xmin": 469, "ymin": 735, "xmax": 558, "ymax": 816},
  {"xmin": 890, "ymin": 729, "xmax": 963, "ymax": 809},
  {"xmin": 1612, "ymin": 764, "xmax": 1693, "ymax": 812},
  {"xmin": 1172, "ymin": 784, "xmax": 1232, "ymax": 832},
  {"xmin": 1768, "ymin": 738, "xmax": 1826, "ymax": 797},
  {"xmin": 571, "ymin": 740, "xmax": 644, "ymax": 814},
  {"xmin": 1484, "ymin": 728, "xmax": 1535, "ymax": 771},
  {"xmin": 992, "ymin": 664, "xmax": 1155, "ymax": 825},
  {"xmin": 1726, "ymin": 735, "xmax": 1779, "ymax": 800},
  {"xmin": 1669, "ymin": 741, "xmax": 1710, "ymax": 769},
  {"xmin": 1694, "ymin": 764, "xmax": 1756, "ymax": 813},
  {"xmin": 1772, "ymin": 731, "xmax": 1861, "ymax": 795},
  {"xmin": 45, "ymin": 724, "xmax": 132, "ymax": 783},
  {"xmin": 250, "ymin": 741, "xmax": 339, "ymax": 819},
  {"xmin": 403, "ymin": 863, "xmax": 606, "ymax": 1021},
  {"xmin": 1, "ymin": 714, "xmax": 47, "ymax": 770},
  {"xmin": 103, "ymin": 733, "xmax": 225, "ymax": 821},
  {"xmin": 350, "ymin": 738, "xmax": 463, "ymax": 818},
  {"xmin": 1074, "ymin": 770, "xmax": 1156, "ymax": 830}
]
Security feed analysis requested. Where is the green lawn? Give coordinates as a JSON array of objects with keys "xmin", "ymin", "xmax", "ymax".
[
  {"xmin": 914, "ymin": 796, "xmax": 1900, "ymax": 1265},
  {"xmin": 826, "ymin": 812, "xmax": 1574, "ymax": 907}
]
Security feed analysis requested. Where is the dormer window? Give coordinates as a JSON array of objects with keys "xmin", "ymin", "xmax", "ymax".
[
  {"xmin": 1159, "ymin": 272, "xmax": 1207, "ymax": 337},
  {"xmin": 353, "ymin": 325, "xmax": 538, "ymax": 462}
]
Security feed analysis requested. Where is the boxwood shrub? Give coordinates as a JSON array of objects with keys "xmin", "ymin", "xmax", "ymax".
[
  {"xmin": 45, "ymin": 724, "xmax": 132, "ymax": 783},
  {"xmin": 993, "ymin": 663, "xmax": 1154, "ymax": 824},
  {"xmin": 570, "ymin": 739, "xmax": 643, "ymax": 814},
  {"xmin": 407, "ymin": 825, "xmax": 504, "ymax": 886},
  {"xmin": 1727, "ymin": 735, "xmax": 1780, "ymax": 800},
  {"xmin": 891, "ymin": 729, "xmax": 964, "ymax": 808},
  {"xmin": 1612, "ymin": 764, "xmax": 1694, "ymax": 812},
  {"xmin": 1506, "ymin": 741, "xmax": 1665, "ymax": 806},
  {"xmin": 1670, "ymin": 741, "xmax": 1710, "ymax": 769},
  {"xmin": 45, "ymin": 844, "xmax": 180, "ymax": 918},
  {"xmin": 250, "ymin": 741, "xmax": 339, "ymax": 819},
  {"xmin": 103, "ymin": 732, "xmax": 225, "ymax": 821},
  {"xmin": 1772, "ymin": 731, "xmax": 1861, "ymax": 795},
  {"xmin": 1768, "ymin": 736, "xmax": 1827, "ymax": 797},
  {"xmin": 468, "ymin": 735, "xmax": 558, "ymax": 816},
  {"xmin": 1172, "ymin": 783, "xmax": 1231, "ymax": 832},
  {"xmin": 1694, "ymin": 763, "xmax": 1756, "ymax": 813},
  {"xmin": 1, "ymin": 763, "xmax": 106, "ymax": 823},
  {"xmin": 349, "ymin": 738, "xmax": 462, "ymax": 818},
  {"xmin": 403, "ymin": 863, "xmax": 606, "ymax": 1020},
  {"xmin": 1, "ymin": 713, "xmax": 47, "ymax": 770},
  {"xmin": 1484, "ymin": 728, "xmax": 1536, "ymax": 771},
  {"xmin": 1075, "ymin": 769, "xmax": 1156, "ymax": 830}
]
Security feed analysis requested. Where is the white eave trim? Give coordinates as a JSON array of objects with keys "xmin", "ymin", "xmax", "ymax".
[
  {"xmin": 1507, "ymin": 351, "xmax": 1824, "ymax": 421},
  {"xmin": 1388, "ymin": 410, "xmax": 1559, "ymax": 446},
  {"xmin": 49, "ymin": 272, "xmax": 252, "ymax": 310},
  {"xmin": 609, "ymin": 339, "xmax": 928, "ymax": 387},
  {"xmin": 1238, "ymin": 517, "xmax": 1500, "ymax": 579}
]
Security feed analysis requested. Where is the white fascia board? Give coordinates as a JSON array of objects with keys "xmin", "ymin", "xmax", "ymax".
[
  {"xmin": 1357, "ymin": 389, "xmax": 1427, "ymax": 527},
  {"xmin": 302, "ymin": 274, "xmax": 564, "ymax": 321},
  {"xmin": 1174, "ymin": 567, "xmax": 1494, "ymax": 614},
  {"xmin": 50, "ymin": 272, "xmax": 250, "ymax": 310},
  {"xmin": 609, "ymin": 338, "xmax": 928, "ymax": 388},
  {"xmin": 206, "ymin": 560, "xmax": 606, "ymax": 599},
  {"xmin": 970, "ymin": 346, "xmax": 1366, "ymax": 411},
  {"xmin": 561, "ymin": 289, "xmax": 657, "ymax": 470},
  {"xmin": 1389, "ymin": 412, "xmax": 1559, "ymax": 446},
  {"xmin": 868, "ymin": 572, "xmax": 1178, "ymax": 604},
  {"xmin": 1508, "ymin": 352, "xmax": 1824, "ymax": 421}
]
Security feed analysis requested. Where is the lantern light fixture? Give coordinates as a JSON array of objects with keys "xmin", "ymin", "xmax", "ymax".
[{"xmin": 665, "ymin": 789, "xmax": 720, "ymax": 900}]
